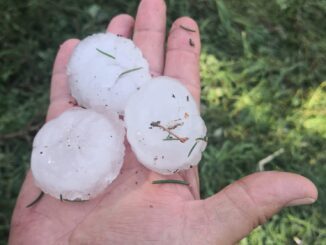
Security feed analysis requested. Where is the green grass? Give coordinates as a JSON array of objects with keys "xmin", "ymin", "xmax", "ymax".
[{"xmin": 0, "ymin": 0, "xmax": 325, "ymax": 244}]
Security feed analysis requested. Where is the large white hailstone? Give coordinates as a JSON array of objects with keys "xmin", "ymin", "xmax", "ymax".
[
  {"xmin": 125, "ymin": 76, "xmax": 207, "ymax": 175},
  {"xmin": 67, "ymin": 32, "xmax": 151, "ymax": 115},
  {"xmin": 31, "ymin": 108, "xmax": 125, "ymax": 201}
]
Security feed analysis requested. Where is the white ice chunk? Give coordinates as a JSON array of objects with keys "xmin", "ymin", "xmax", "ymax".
[
  {"xmin": 67, "ymin": 32, "xmax": 151, "ymax": 115},
  {"xmin": 31, "ymin": 108, "xmax": 125, "ymax": 200},
  {"xmin": 125, "ymin": 76, "xmax": 207, "ymax": 175}
]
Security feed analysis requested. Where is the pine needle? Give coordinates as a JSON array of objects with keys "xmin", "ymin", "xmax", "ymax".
[
  {"xmin": 26, "ymin": 191, "xmax": 44, "ymax": 208},
  {"xmin": 187, "ymin": 142, "xmax": 198, "ymax": 157},
  {"xmin": 119, "ymin": 67, "xmax": 143, "ymax": 78},
  {"xmin": 180, "ymin": 25, "xmax": 196, "ymax": 32},
  {"xmin": 152, "ymin": 179, "xmax": 189, "ymax": 185},
  {"xmin": 96, "ymin": 48, "xmax": 115, "ymax": 59}
]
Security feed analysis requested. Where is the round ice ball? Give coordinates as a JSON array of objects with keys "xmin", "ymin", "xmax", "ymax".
[
  {"xmin": 31, "ymin": 108, "xmax": 125, "ymax": 201},
  {"xmin": 67, "ymin": 32, "xmax": 151, "ymax": 115},
  {"xmin": 125, "ymin": 76, "xmax": 207, "ymax": 175}
]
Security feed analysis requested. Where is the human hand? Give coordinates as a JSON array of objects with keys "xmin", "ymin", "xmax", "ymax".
[{"xmin": 9, "ymin": 0, "xmax": 317, "ymax": 244}]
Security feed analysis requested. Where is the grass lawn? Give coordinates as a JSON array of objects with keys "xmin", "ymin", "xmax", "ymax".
[{"xmin": 0, "ymin": 0, "xmax": 325, "ymax": 244}]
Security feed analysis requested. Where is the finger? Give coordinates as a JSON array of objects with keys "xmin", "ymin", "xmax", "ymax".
[
  {"xmin": 106, "ymin": 14, "xmax": 135, "ymax": 38},
  {"xmin": 178, "ymin": 169, "xmax": 200, "ymax": 200},
  {"xmin": 47, "ymin": 39, "xmax": 80, "ymax": 121},
  {"xmin": 164, "ymin": 17, "xmax": 201, "ymax": 199},
  {"xmin": 164, "ymin": 17, "xmax": 201, "ymax": 104},
  {"xmin": 189, "ymin": 171, "xmax": 317, "ymax": 244},
  {"xmin": 133, "ymin": 0, "xmax": 166, "ymax": 76}
]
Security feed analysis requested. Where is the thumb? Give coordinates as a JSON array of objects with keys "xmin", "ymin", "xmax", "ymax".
[{"xmin": 191, "ymin": 171, "xmax": 317, "ymax": 244}]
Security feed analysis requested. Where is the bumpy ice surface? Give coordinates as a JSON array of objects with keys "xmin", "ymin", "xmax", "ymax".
[
  {"xmin": 31, "ymin": 108, "xmax": 125, "ymax": 200},
  {"xmin": 125, "ymin": 76, "xmax": 207, "ymax": 175},
  {"xmin": 68, "ymin": 32, "xmax": 151, "ymax": 115}
]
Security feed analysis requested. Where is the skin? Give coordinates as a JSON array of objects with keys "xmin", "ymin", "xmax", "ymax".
[{"xmin": 9, "ymin": 0, "xmax": 318, "ymax": 244}]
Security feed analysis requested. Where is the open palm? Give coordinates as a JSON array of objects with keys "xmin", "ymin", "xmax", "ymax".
[{"xmin": 9, "ymin": 1, "xmax": 317, "ymax": 244}]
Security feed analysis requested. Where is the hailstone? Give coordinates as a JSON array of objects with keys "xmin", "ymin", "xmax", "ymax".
[
  {"xmin": 67, "ymin": 32, "xmax": 151, "ymax": 115},
  {"xmin": 125, "ymin": 76, "xmax": 207, "ymax": 175},
  {"xmin": 31, "ymin": 108, "xmax": 125, "ymax": 201}
]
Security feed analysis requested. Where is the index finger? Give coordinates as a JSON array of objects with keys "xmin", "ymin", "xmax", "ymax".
[
  {"xmin": 47, "ymin": 39, "xmax": 79, "ymax": 121},
  {"xmin": 164, "ymin": 17, "xmax": 201, "ymax": 104}
]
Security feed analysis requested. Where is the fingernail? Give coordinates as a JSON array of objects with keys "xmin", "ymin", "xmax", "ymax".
[{"xmin": 286, "ymin": 197, "xmax": 316, "ymax": 207}]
